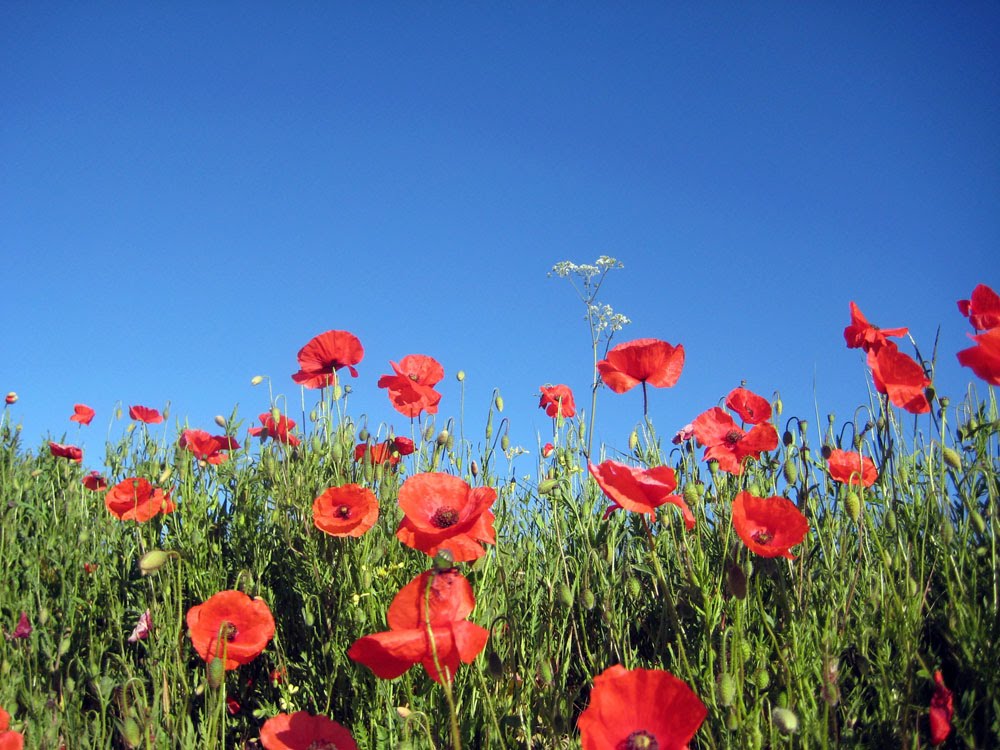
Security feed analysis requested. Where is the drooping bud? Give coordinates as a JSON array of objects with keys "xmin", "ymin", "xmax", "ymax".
[
  {"xmin": 500, "ymin": 434, "xmax": 510, "ymax": 452},
  {"xmin": 139, "ymin": 549, "xmax": 172, "ymax": 575},
  {"xmin": 772, "ymin": 707, "xmax": 799, "ymax": 735},
  {"xmin": 359, "ymin": 428, "xmax": 370, "ymax": 443},
  {"xmin": 214, "ymin": 415, "xmax": 227, "ymax": 428},
  {"xmin": 487, "ymin": 650, "xmax": 505, "ymax": 679},
  {"xmin": 538, "ymin": 479, "xmax": 559, "ymax": 495},
  {"xmin": 557, "ymin": 582, "xmax": 573, "ymax": 608},
  {"xmin": 845, "ymin": 491, "xmax": 861, "ymax": 522},
  {"xmin": 718, "ymin": 673, "xmax": 737, "ymax": 706},
  {"xmin": 626, "ymin": 576, "xmax": 642, "ymax": 599},
  {"xmin": 494, "ymin": 393, "xmax": 504, "ymax": 412},
  {"xmin": 270, "ymin": 407, "xmax": 281, "ymax": 425},
  {"xmin": 783, "ymin": 458, "xmax": 798, "ymax": 485},
  {"xmin": 121, "ymin": 716, "xmax": 143, "ymax": 748},
  {"xmin": 470, "ymin": 460, "xmax": 479, "ymax": 477},
  {"xmin": 581, "ymin": 588, "xmax": 596, "ymax": 611},
  {"xmin": 629, "ymin": 430, "xmax": 640, "ymax": 452},
  {"xmin": 206, "ymin": 658, "xmax": 226, "ymax": 689},
  {"xmin": 436, "ymin": 429, "xmax": 450, "ymax": 446},
  {"xmin": 250, "ymin": 375, "xmax": 265, "ymax": 386},
  {"xmin": 456, "ymin": 370, "xmax": 465, "ymax": 382},
  {"xmin": 942, "ymin": 447, "xmax": 962, "ymax": 471}
]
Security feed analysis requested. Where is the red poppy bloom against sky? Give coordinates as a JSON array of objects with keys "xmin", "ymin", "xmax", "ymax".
[
  {"xmin": 957, "ymin": 326, "xmax": 1000, "ymax": 386},
  {"xmin": 69, "ymin": 403, "xmax": 95, "ymax": 425},
  {"xmin": 186, "ymin": 590, "xmax": 276, "ymax": 671},
  {"xmin": 827, "ymin": 449, "xmax": 878, "ymax": 488},
  {"xmin": 395, "ymin": 472, "xmax": 496, "ymax": 562},
  {"xmin": 843, "ymin": 301, "xmax": 908, "ymax": 353},
  {"xmin": 291, "ymin": 329, "xmax": 364, "ymax": 388},
  {"xmin": 49, "ymin": 441, "xmax": 83, "ymax": 463},
  {"xmin": 104, "ymin": 477, "xmax": 175, "ymax": 522},
  {"xmin": 577, "ymin": 665, "xmax": 707, "ymax": 750},
  {"xmin": 259, "ymin": 711, "xmax": 358, "ymax": 750},
  {"xmin": 313, "ymin": 484, "xmax": 379, "ymax": 538},
  {"xmin": 128, "ymin": 404, "xmax": 163, "ymax": 424},
  {"xmin": 958, "ymin": 283, "xmax": 1000, "ymax": 331},
  {"xmin": 248, "ymin": 412, "xmax": 301, "ymax": 447},
  {"xmin": 179, "ymin": 429, "xmax": 240, "ymax": 465},
  {"xmin": 588, "ymin": 460, "xmax": 695, "ymax": 529},
  {"xmin": 347, "ymin": 568, "xmax": 489, "ymax": 684},
  {"xmin": 377, "ymin": 354, "xmax": 444, "ymax": 418},
  {"xmin": 596, "ymin": 337, "xmax": 685, "ymax": 394},
  {"xmin": 82, "ymin": 470, "xmax": 108, "ymax": 492},
  {"xmin": 691, "ymin": 406, "xmax": 779, "ymax": 475},
  {"xmin": 538, "ymin": 384, "xmax": 576, "ymax": 418},
  {"xmin": 867, "ymin": 342, "xmax": 931, "ymax": 414},
  {"xmin": 732, "ymin": 491, "xmax": 809, "ymax": 559},
  {"xmin": 725, "ymin": 387, "xmax": 772, "ymax": 425}
]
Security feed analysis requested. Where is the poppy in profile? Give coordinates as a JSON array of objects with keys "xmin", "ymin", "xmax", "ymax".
[
  {"xmin": 827, "ymin": 449, "xmax": 878, "ymax": 488},
  {"xmin": 128, "ymin": 609, "xmax": 152, "ymax": 643},
  {"xmin": 843, "ymin": 301, "xmax": 908, "ymax": 353},
  {"xmin": 597, "ymin": 338, "xmax": 685, "ymax": 394},
  {"xmin": 179, "ymin": 429, "xmax": 240, "ymax": 465},
  {"xmin": 395, "ymin": 473, "xmax": 496, "ymax": 562},
  {"xmin": 868, "ymin": 343, "xmax": 931, "ymax": 414},
  {"xmin": 957, "ymin": 327, "xmax": 1000, "ymax": 387},
  {"xmin": 347, "ymin": 568, "xmax": 489, "ymax": 684},
  {"xmin": 82, "ymin": 471, "xmax": 109, "ymax": 492},
  {"xmin": 49, "ymin": 441, "xmax": 83, "ymax": 463},
  {"xmin": 104, "ymin": 478, "xmax": 175, "ymax": 522},
  {"xmin": 691, "ymin": 407, "xmax": 778, "ymax": 475},
  {"xmin": 577, "ymin": 665, "xmax": 707, "ymax": 750},
  {"xmin": 248, "ymin": 412, "xmax": 301, "ymax": 447},
  {"xmin": 378, "ymin": 355, "xmax": 444, "ymax": 418},
  {"xmin": 725, "ymin": 387, "xmax": 772, "ymax": 425},
  {"xmin": 260, "ymin": 712, "xmax": 358, "ymax": 750},
  {"xmin": 672, "ymin": 422, "xmax": 695, "ymax": 445},
  {"xmin": 313, "ymin": 484, "xmax": 379, "ymax": 537},
  {"xmin": 958, "ymin": 283, "xmax": 1000, "ymax": 331},
  {"xmin": 3, "ymin": 393, "xmax": 15, "ymax": 406},
  {"xmin": 0, "ymin": 706, "xmax": 24, "ymax": 750},
  {"xmin": 70, "ymin": 404, "xmax": 95, "ymax": 425},
  {"xmin": 929, "ymin": 670, "xmax": 954, "ymax": 746},
  {"xmin": 542, "ymin": 442, "xmax": 555, "ymax": 458},
  {"xmin": 291, "ymin": 330, "xmax": 364, "ymax": 388},
  {"xmin": 129, "ymin": 405, "xmax": 163, "ymax": 424},
  {"xmin": 538, "ymin": 384, "xmax": 576, "ymax": 418},
  {"xmin": 732, "ymin": 491, "xmax": 809, "ymax": 559},
  {"xmin": 186, "ymin": 590, "xmax": 275, "ymax": 670},
  {"xmin": 588, "ymin": 460, "xmax": 695, "ymax": 529},
  {"xmin": 355, "ymin": 436, "xmax": 415, "ymax": 465}
]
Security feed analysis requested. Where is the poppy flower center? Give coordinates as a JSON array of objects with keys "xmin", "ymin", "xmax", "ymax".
[
  {"xmin": 431, "ymin": 507, "xmax": 460, "ymax": 529},
  {"xmin": 751, "ymin": 529, "xmax": 773, "ymax": 545},
  {"xmin": 222, "ymin": 622, "xmax": 239, "ymax": 641},
  {"xmin": 306, "ymin": 742, "xmax": 341, "ymax": 750},
  {"xmin": 408, "ymin": 372, "xmax": 419, "ymax": 381},
  {"xmin": 619, "ymin": 730, "xmax": 659, "ymax": 750},
  {"xmin": 336, "ymin": 504, "xmax": 352, "ymax": 519},
  {"xmin": 724, "ymin": 429, "xmax": 743, "ymax": 446}
]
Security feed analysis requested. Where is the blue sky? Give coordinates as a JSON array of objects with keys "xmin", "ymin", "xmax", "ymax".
[{"xmin": 1, "ymin": 3, "xmax": 997, "ymax": 471}]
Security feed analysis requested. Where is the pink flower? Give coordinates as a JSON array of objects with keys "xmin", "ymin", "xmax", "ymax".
[
  {"xmin": 128, "ymin": 610, "xmax": 152, "ymax": 643},
  {"xmin": 7, "ymin": 612, "xmax": 31, "ymax": 640},
  {"xmin": 672, "ymin": 423, "xmax": 695, "ymax": 445}
]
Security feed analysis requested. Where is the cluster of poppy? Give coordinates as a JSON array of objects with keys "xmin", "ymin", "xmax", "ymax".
[
  {"xmin": 956, "ymin": 283, "xmax": 1000, "ymax": 386},
  {"xmin": 353, "ymin": 435, "xmax": 415, "ymax": 466},
  {"xmin": 690, "ymin": 387, "xmax": 779, "ymax": 475}
]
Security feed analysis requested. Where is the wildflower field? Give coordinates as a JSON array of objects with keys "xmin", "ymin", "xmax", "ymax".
[{"xmin": 2, "ymin": 261, "xmax": 999, "ymax": 749}]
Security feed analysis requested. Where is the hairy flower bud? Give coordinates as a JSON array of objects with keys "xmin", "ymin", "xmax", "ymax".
[
  {"xmin": 250, "ymin": 375, "xmax": 264, "ymax": 386},
  {"xmin": 207, "ymin": 658, "xmax": 225, "ymax": 689},
  {"xmin": 456, "ymin": 370, "xmax": 465, "ymax": 382},
  {"xmin": 845, "ymin": 491, "xmax": 861, "ymax": 522},
  {"xmin": 772, "ymin": 707, "xmax": 799, "ymax": 735},
  {"xmin": 942, "ymin": 447, "xmax": 962, "ymax": 471},
  {"xmin": 139, "ymin": 549, "xmax": 172, "ymax": 575}
]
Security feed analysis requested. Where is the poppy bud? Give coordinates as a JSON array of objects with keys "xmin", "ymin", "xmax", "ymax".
[
  {"xmin": 718, "ymin": 673, "xmax": 737, "ymax": 706},
  {"xmin": 821, "ymin": 444, "xmax": 832, "ymax": 460},
  {"xmin": 774, "ymin": 397, "xmax": 783, "ymax": 416},
  {"xmin": 162, "ymin": 405, "xmax": 170, "ymax": 419},
  {"xmin": 500, "ymin": 434, "xmax": 510, "ymax": 452},
  {"xmin": 433, "ymin": 549, "xmax": 455, "ymax": 570},
  {"xmin": 772, "ymin": 707, "xmax": 799, "ymax": 735},
  {"xmin": 971, "ymin": 508, "xmax": 986, "ymax": 536},
  {"xmin": 845, "ymin": 491, "xmax": 861, "ymax": 522},
  {"xmin": 629, "ymin": 430, "xmax": 640, "ymax": 452},
  {"xmin": 310, "ymin": 435, "xmax": 322, "ymax": 453},
  {"xmin": 487, "ymin": 650, "xmax": 505, "ymax": 679},
  {"xmin": 754, "ymin": 667, "xmax": 770, "ymax": 690},
  {"xmin": 470, "ymin": 460, "xmax": 479, "ymax": 477},
  {"xmin": 782, "ymin": 430, "xmax": 794, "ymax": 447},
  {"xmin": 941, "ymin": 516, "xmax": 954, "ymax": 545},
  {"xmin": 4, "ymin": 392, "xmax": 17, "ymax": 405},
  {"xmin": 332, "ymin": 385, "xmax": 343, "ymax": 401},
  {"xmin": 581, "ymin": 588, "xmax": 596, "ymax": 611},
  {"xmin": 557, "ymin": 582, "xmax": 573, "ymax": 608},
  {"xmin": 626, "ymin": 576, "xmax": 642, "ymax": 599},
  {"xmin": 158, "ymin": 466, "xmax": 172, "ymax": 484},
  {"xmin": 359, "ymin": 428, "xmax": 370, "ymax": 442},
  {"xmin": 139, "ymin": 549, "xmax": 171, "ymax": 575},
  {"xmin": 207, "ymin": 657, "xmax": 226, "ymax": 689},
  {"xmin": 783, "ymin": 458, "xmax": 798, "ymax": 485},
  {"xmin": 726, "ymin": 561, "xmax": 747, "ymax": 600},
  {"xmin": 214, "ymin": 415, "xmax": 226, "ymax": 428},
  {"xmin": 250, "ymin": 375, "xmax": 265, "ymax": 386},
  {"xmin": 303, "ymin": 606, "xmax": 314, "ymax": 628},
  {"xmin": 423, "ymin": 424, "xmax": 435, "ymax": 442},
  {"xmin": 682, "ymin": 484, "xmax": 699, "ymax": 506},
  {"xmin": 885, "ymin": 509, "xmax": 897, "ymax": 533},
  {"xmin": 121, "ymin": 716, "xmax": 143, "ymax": 748},
  {"xmin": 538, "ymin": 479, "xmax": 558, "ymax": 495},
  {"xmin": 309, "ymin": 409, "xmax": 318, "ymax": 422},
  {"xmin": 942, "ymin": 447, "xmax": 962, "ymax": 471},
  {"xmin": 456, "ymin": 370, "xmax": 465, "ymax": 382},
  {"xmin": 538, "ymin": 657, "xmax": 554, "ymax": 685},
  {"xmin": 436, "ymin": 429, "xmax": 450, "ymax": 446},
  {"xmin": 495, "ymin": 393, "xmax": 504, "ymax": 412}
]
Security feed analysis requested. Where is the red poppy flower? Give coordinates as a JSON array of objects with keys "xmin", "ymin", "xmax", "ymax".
[
  {"xmin": 104, "ymin": 477, "xmax": 175, "ymax": 522},
  {"xmin": 354, "ymin": 436, "xmax": 415, "ymax": 465},
  {"xmin": 82, "ymin": 471, "xmax": 109, "ymax": 492},
  {"xmin": 260, "ymin": 712, "xmax": 358, "ymax": 750},
  {"xmin": 843, "ymin": 301, "xmax": 908, "ymax": 353},
  {"xmin": 0, "ymin": 706, "xmax": 24, "ymax": 750},
  {"xmin": 7, "ymin": 612, "xmax": 31, "ymax": 640},
  {"xmin": 395, "ymin": 473, "xmax": 496, "ymax": 562},
  {"xmin": 291, "ymin": 330, "xmax": 364, "ymax": 388},
  {"xmin": 929, "ymin": 670, "xmax": 954, "ymax": 746},
  {"xmin": 49, "ymin": 441, "xmax": 83, "ymax": 463},
  {"xmin": 577, "ymin": 664, "xmax": 707, "ymax": 750},
  {"xmin": 732, "ymin": 491, "xmax": 809, "ymax": 559},
  {"xmin": 958, "ymin": 283, "xmax": 1000, "ymax": 331},
  {"xmin": 186, "ymin": 590, "xmax": 275, "ymax": 670},
  {"xmin": 313, "ymin": 484, "xmax": 379, "ymax": 537},
  {"xmin": 83, "ymin": 562, "xmax": 99, "ymax": 575},
  {"xmin": 4, "ymin": 393, "xmax": 17, "ymax": 406},
  {"xmin": 347, "ymin": 568, "xmax": 489, "ymax": 684},
  {"xmin": 70, "ymin": 404, "xmax": 95, "ymax": 425},
  {"xmin": 691, "ymin": 407, "xmax": 778, "ymax": 475},
  {"xmin": 179, "ymin": 429, "xmax": 240, "ymax": 465},
  {"xmin": 248, "ymin": 413, "xmax": 301, "ymax": 447},
  {"xmin": 538, "ymin": 384, "xmax": 576, "ymax": 418},
  {"xmin": 542, "ymin": 442, "xmax": 555, "ymax": 458},
  {"xmin": 597, "ymin": 338, "xmax": 685, "ymax": 394},
  {"xmin": 957, "ymin": 327, "xmax": 1000, "ymax": 387},
  {"xmin": 392, "ymin": 436, "xmax": 415, "ymax": 455},
  {"xmin": 377, "ymin": 355, "xmax": 444, "ymax": 418},
  {"xmin": 725, "ymin": 387, "xmax": 772, "ymax": 425},
  {"xmin": 128, "ymin": 405, "xmax": 163, "ymax": 424},
  {"xmin": 588, "ymin": 460, "xmax": 695, "ymax": 529},
  {"xmin": 827, "ymin": 449, "xmax": 878, "ymax": 488},
  {"xmin": 868, "ymin": 343, "xmax": 931, "ymax": 414}
]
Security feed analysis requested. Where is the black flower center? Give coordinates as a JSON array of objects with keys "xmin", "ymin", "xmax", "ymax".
[
  {"xmin": 725, "ymin": 429, "xmax": 743, "ymax": 446},
  {"xmin": 223, "ymin": 622, "xmax": 238, "ymax": 641},
  {"xmin": 431, "ymin": 507, "xmax": 460, "ymax": 529},
  {"xmin": 752, "ymin": 529, "xmax": 773, "ymax": 545},
  {"xmin": 619, "ymin": 730, "xmax": 659, "ymax": 750},
  {"xmin": 336, "ymin": 504, "xmax": 351, "ymax": 519},
  {"xmin": 307, "ymin": 741, "xmax": 340, "ymax": 750}
]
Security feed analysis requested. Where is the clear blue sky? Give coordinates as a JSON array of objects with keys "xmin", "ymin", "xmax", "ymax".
[{"xmin": 2, "ymin": 3, "xmax": 997, "ymax": 469}]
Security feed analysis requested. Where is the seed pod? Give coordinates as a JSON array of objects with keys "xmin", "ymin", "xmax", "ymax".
[
  {"xmin": 845, "ymin": 491, "xmax": 861, "ymax": 522},
  {"xmin": 557, "ymin": 583, "xmax": 573, "ymax": 608},
  {"xmin": 782, "ymin": 459, "xmax": 798, "ymax": 485},
  {"xmin": 772, "ymin": 706, "xmax": 799, "ymax": 735},
  {"xmin": 942, "ymin": 447, "xmax": 962, "ymax": 471},
  {"xmin": 207, "ymin": 657, "xmax": 226, "ymax": 689},
  {"xmin": 718, "ymin": 673, "xmax": 737, "ymax": 706}
]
